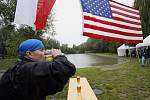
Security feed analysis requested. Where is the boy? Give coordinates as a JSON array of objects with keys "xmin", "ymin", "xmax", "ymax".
[{"xmin": 0, "ymin": 39, "xmax": 76, "ymax": 100}]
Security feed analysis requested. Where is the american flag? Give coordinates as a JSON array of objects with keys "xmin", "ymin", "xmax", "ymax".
[{"xmin": 80, "ymin": 0, "xmax": 143, "ymax": 43}]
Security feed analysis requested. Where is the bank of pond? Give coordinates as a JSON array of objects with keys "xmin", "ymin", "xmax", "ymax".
[{"xmin": 0, "ymin": 53, "xmax": 127, "ymax": 70}]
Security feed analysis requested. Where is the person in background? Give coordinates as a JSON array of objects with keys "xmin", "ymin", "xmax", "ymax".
[
  {"xmin": 131, "ymin": 49, "xmax": 136, "ymax": 57},
  {"xmin": 145, "ymin": 47, "xmax": 150, "ymax": 65},
  {"xmin": 147, "ymin": 46, "xmax": 150, "ymax": 64},
  {"xmin": 125, "ymin": 49, "xmax": 129, "ymax": 57},
  {"xmin": 141, "ymin": 47, "xmax": 149, "ymax": 66},
  {"xmin": 0, "ymin": 39, "xmax": 76, "ymax": 100},
  {"xmin": 137, "ymin": 48, "xmax": 142, "ymax": 65}
]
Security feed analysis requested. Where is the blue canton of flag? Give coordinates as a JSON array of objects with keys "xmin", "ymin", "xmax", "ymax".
[{"xmin": 81, "ymin": 0, "xmax": 112, "ymax": 19}]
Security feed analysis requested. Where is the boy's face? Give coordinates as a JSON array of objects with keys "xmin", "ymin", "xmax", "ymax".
[{"xmin": 26, "ymin": 48, "xmax": 45, "ymax": 62}]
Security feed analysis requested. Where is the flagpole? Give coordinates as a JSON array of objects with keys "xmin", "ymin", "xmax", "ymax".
[
  {"xmin": 78, "ymin": 0, "xmax": 84, "ymax": 37},
  {"xmin": 35, "ymin": 30, "xmax": 37, "ymax": 36}
]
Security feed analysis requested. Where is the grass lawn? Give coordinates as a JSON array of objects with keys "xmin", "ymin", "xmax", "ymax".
[
  {"xmin": 0, "ymin": 54, "xmax": 150, "ymax": 100},
  {"xmin": 0, "ymin": 57, "xmax": 17, "ymax": 70},
  {"xmin": 47, "ymin": 54, "xmax": 150, "ymax": 100}
]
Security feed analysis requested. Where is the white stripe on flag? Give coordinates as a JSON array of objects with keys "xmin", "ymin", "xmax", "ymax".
[
  {"xmin": 14, "ymin": 0, "xmax": 38, "ymax": 28},
  {"xmin": 111, "ymin": 8, "xmax": 140, "ymax": 18},
  {"xmin": 109, "ymin": 1, "xmax": 139, "ymax": 13},
  {"xmin": 112, "ymin": 13, "xmax": 140, "ymax": 23},
  {"xmin": 83, "ymin": 12, "xmax": 141, "ymax": 28},
  {"xmin": 84, "ymin": 19, "xmax": 142, "ymax": 34},
  {"xmin": 84, "ymin": 28, "xmax": 143, "ymax": 40}
]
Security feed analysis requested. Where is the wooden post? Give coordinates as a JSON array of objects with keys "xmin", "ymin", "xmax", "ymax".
[
  {"xmin": 67, "ymin": 77, "xmax": 98, "ymax": 100},
  {"xmin": 77, "ymin": 84, "xmax": 81, "ymax": 93},
  {"xmin": 77, "ymin": 76, "xmax": 80, "ymax": 84}
]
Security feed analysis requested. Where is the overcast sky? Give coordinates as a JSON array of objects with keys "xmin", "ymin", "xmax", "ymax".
[{"xmin": 52, "ymin": 0, "xmax": 134, "ymax": 47}]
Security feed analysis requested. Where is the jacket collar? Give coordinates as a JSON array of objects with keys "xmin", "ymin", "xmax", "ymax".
[{"xmin": 19, "ymin": 56, "xmax": 34, "ymax": 62}]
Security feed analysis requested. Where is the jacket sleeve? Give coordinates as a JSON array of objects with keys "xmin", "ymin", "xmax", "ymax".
[{"xmin": 30, "ymin": 55, "xmax": 76, "ymax": 96}]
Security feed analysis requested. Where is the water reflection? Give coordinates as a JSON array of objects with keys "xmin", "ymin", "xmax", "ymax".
[
  {"xmin": 66, "ymin": 54, "xmax": 125, "ymax": 68},
  {"xmin": 0, "ymin": 54, "xmax": 126, "ymax": 70}
]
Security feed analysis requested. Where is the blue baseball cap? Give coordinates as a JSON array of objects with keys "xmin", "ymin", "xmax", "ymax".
[{"xmin": 17, "ymin": 39, "xmax": 44, "ymax": 54}]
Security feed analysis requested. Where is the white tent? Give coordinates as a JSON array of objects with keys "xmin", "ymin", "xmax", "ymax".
[
  {"xmin": 117, "ymin": 44, "xmax": 135, "ymax": 56},
  {"xmin": 136, "ymin": 35, "xmax": 150, "ymax": 48},
  {"xmin": 117, "ymin": 44, "xmax": 129, "ymax": 56}
]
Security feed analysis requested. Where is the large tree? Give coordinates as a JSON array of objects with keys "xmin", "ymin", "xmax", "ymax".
[
  {"xmin": 0, "ymin": 0, "xmax": 17, "ymax": 25},
  {"xmin": 134, "ymin": 0, "xmax": 150, "ymax": 38},
  {"xmin": 0, "ymin": 0, "xmax": 56, "ymax": 56}
]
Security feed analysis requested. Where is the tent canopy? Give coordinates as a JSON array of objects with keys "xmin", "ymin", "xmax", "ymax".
[
  {"xmin": 117, "ymin": 44, "xmax": 129, "ymax": 50},
  {"xmin": 117, "ymin": 44, "xmax": 135, "ymax": 56},
  {"xmin": 136, "ymin": 35, "xmax": 150, "ymax": 48}
]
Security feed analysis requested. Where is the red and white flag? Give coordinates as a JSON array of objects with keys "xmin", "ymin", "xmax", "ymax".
[
  {"xmin": 80, "ymin": 0, "xmax": 143, "ymax": 43},
  {"xmin": 14, "ymin": 0, "xmax": 55, "ymax": 30}
]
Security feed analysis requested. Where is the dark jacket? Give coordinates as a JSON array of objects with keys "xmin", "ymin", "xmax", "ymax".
[{"xmin": 0, "ymin": 55, "xmax": 76, "ymax": 100}]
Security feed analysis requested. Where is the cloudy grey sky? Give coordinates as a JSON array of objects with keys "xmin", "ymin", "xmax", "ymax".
[{"xmin": 52, "ymin": 0, "xmax": 134, "ymax": 47}]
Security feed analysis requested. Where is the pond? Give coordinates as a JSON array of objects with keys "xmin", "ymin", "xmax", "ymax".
[
  {"xmin": 66, "ymin": 54, "xmax": 127, "ymax": 68},
  {"xmin": 0, "ymin": 54, "xmax": 127, "ymax": 77},
  {"xmin": 0, "ymin": 54, "xmax": 127, "ymax": 70}
]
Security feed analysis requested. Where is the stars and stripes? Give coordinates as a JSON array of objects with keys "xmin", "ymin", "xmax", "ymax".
[{"xmin": 80, "ymin": 0, "xmax": 143, "ymax": 43}]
